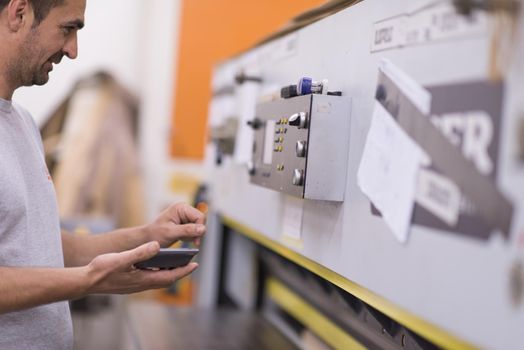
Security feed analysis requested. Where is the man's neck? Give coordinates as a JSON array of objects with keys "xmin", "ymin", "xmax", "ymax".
[
  {"xmin": 0, "ymin": 80, "xmax": 14, "ymax": 101},
  {"xmin": 0, "ymin": 35, "xmax": 17, "ymax": 100},
  {"xmin": 0, "ymin": 54, "xmax": 16, "ymax": 100}
]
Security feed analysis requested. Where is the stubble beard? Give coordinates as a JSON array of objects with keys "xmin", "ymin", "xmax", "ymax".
[{"xmin": 11, "ymin": 30, "xmax": 51, "ymax": 87}]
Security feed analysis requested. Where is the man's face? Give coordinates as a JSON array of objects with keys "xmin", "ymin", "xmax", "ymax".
[{"xmin": 15, "ymin": 0, "xmax": 85, "ymax": 86}]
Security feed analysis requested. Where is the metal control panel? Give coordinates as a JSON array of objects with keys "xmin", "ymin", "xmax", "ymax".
[{"xmin": 249, "ymin": 94, "xmax": 351, "ymax": 201}]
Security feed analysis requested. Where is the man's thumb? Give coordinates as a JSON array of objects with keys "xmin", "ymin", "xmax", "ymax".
[{"xmin": 122, "ymin": 241, "xmax": 160, "ymax": 267}]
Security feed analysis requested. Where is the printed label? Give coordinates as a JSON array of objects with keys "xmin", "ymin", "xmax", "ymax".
[
  {"xmin": 372, "ymin": 1, "xmax": 488, "ymax": 52},
  {"xmin": 416, "ymin": 169, "xmax": 461, "ymax": 226},
  {"xmin": 372, "ymin": 16, "xmax": 406, "ymax": 51}
]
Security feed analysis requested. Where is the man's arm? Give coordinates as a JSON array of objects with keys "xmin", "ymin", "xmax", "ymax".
[
  {"xmin": 0, "ymin": 241, "xmax": 197, "ymax": 314},
  {"xmin": 62, "ymin": 226, "xmax": 149, "ymax": 267},
  {"xmin": 0, "ymin": 266, "xmax": 87, "ymax": 314},
  {"xmin": 62, "ymin": 203, "xmax": 206, "ymax": 267}
]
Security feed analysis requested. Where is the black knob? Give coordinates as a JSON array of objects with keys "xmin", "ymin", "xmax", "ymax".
[
  {"xmin": 281, "ymin": 85, "xmax": 298, "ymax": 99},
  {"xmin": 235, "ymin": 72, "xmax": 262, "ymax": 85},
  {"xmin": 247, "ymin": 118, "xmax": 262, "ymax": 130},
  {"xmin": 247, "ymin": 161, "xmax": 256, "ymax": 176},
  {"xmin": 375, "ymin": 84, "xmax": 387, "ymax": 102}
]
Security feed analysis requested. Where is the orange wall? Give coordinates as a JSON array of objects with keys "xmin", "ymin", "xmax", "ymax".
[{"xmin": 170, "ymin": 0, "xmax": 326, "ymax": 159}]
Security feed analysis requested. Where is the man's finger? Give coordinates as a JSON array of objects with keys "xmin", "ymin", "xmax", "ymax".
[
  {"xmin": 171, "ymin": 223, "xmax": 206, "ymax": 239},
  {"xmin": 143, "ymin": 262, "xmax": 199, "ymax": 287},
  {"xmin": 170, "ymin": 203, "xmax": 206, "ymax": 225},
  {"xmin": 171, "ymin": 262, "xmax": 198, "ymax": 280},
  {"xmin": 120, "ymin": 241, "xmax": 160, "ymax": 267}
]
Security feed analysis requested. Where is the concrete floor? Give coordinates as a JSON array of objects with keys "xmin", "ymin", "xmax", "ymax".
[{"xmin": 72, "ymin": 296, "xmax": 298, "ymax": 350}]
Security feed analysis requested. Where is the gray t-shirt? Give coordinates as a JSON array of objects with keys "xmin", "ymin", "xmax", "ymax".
[{"xmin": 0, "ymin": 98, "xmax": 73, "ymax": 349}]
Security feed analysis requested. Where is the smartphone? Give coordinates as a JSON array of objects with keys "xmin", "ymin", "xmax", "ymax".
[{"xmin": 135, "ymin": 248, "xmax": 199, "ymax": 270}]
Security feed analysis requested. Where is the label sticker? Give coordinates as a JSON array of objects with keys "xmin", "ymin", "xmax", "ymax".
[
  {"xmin": 372, "ymin": 1, "xmax": 488, "ymax": 52},
  {"xmin": 282, "ymin": 195, "xmax": 304, "ymax": 242},
  {"xmin": 263, "ymin": 120, "xmax": 276, "ymax": 165},
  {"xmin": 372, "ymin": 16, "xmax": 406, "ymax": 52},
  {"xmin": 415, "ymin": 168, "xmax": 461, "ymax": 226}
]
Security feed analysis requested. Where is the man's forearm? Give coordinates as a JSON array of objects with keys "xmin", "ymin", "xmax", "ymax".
[
  {"xmin": 0, "ymin": 241, "xmax": 199, "ymax": 315},
  {"xmin": 62, "ymin": 226, "xmax": 150, "ymax": 267},
  {"xmin": 0, "ymin": 266, "xmax": 89, "ymax": 314},
  {"xmin": 62, "ymin": 203, "xmax": 206, "ymax": 268}
]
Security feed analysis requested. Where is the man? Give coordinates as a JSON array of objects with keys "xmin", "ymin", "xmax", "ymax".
[{"xmin": 0, "ymin": 0, "xmax": 206, "ymax": 348}]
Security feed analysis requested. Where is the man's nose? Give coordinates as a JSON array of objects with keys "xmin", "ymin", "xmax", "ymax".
[{"xmin": 63, "ymin": 33, "xmax": 78, "ymax": 59}]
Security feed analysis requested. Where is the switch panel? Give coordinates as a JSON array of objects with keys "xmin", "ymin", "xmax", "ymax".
[{"xmin": 249, "ymin": 94, "xmax": 351, "ymax": 201}]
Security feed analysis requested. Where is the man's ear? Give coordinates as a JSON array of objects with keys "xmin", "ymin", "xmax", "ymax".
[{"xmin": 6, "ymin": 0, "xmax": 31, "ymax": 32}]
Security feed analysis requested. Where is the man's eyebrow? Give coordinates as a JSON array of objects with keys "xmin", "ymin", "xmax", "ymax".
[{"xmin": 63, "ymin": 19, "xmax": 84, "ymax": 29}]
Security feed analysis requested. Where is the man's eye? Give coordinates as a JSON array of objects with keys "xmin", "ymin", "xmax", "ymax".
[{"xmin": 61, "ymin": 27, "xmax": 74, "ymax": 35}]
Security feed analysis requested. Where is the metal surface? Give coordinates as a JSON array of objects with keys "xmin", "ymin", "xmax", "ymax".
[
  {"xmin": 304, "ymin": 95, "xmax": 351, "ymax": 201},
  {"xmin": 266, "ymin": 277, "xmax": 367, "ymax": 350},
  {"xmin": 223, "ymin": 215, "xmax": 477, "ymax": 350},
  {"xmin": 250, "ymin": 94, "xmax": 351, "ymax": 201},
  {"xmin": 263, "ymin": 252, "xmax": 440, "ymax": 350}
]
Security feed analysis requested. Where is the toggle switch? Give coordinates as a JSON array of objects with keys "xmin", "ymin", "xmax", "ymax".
[
  {"xmin": 247, "ymin": 118, "xmax": 262, "ymax": 130},
  {"xmin": 288, "ymin": 112, "xmax": 308, "ymax": 129},
  {"xmin": 281, "ymin": 79, "xmax": 341, "ymax": 99},
  {"xmin": 292, "ymin": 169, "xmax": 305, "ymax": 186},
  {"xmin": 235, "ymin": 71, "xmax": 262, "ymax": 85},
  {"xmin": 296, "ymin": 141, "xmax": 307, "ymax": 157},
  {"xmin": 297, "ymin": 77, "xmax": 329, "ymax": 95}
]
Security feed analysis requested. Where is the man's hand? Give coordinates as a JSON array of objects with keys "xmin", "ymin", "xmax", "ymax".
[
  {"xmin": 143, "ymin": 203, "xmax": 206, "ymax": 248},
  {"xmin": 85, "ymin": 241, "xmax": 198, "ymax": 294}
]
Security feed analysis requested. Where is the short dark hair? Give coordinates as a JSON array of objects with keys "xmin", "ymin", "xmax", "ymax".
[{"xmin": 0, "ymin": 0, "xmax": 66, "ymax": 25}]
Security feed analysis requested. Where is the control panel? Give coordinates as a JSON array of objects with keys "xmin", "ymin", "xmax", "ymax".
[{"xmin": 249, "ymin": 94, "xmax": 351, "ymax": 201}]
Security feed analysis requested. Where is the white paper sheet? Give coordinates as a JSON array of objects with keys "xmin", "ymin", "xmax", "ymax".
[
  {"xmin": 358, "ymin": 102, "xmax": 427, "ymax": 242},
  {"xmin": 282, "ymin": 195, "xmax": 304, "ymax": 241}
]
